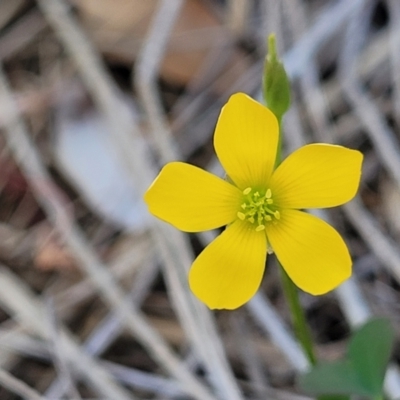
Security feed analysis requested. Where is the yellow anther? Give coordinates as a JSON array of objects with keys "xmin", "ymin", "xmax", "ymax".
[
  {"xmin": 243, "ymin": 187, "xmax": 252, "ymax": 195},
  {"xmin": 239, "ymin": 186, "xmax": 280, "ymax": 226},
  {"xmin": 237, "ymin": 212, "xmax": 245, "ymax": 220}
]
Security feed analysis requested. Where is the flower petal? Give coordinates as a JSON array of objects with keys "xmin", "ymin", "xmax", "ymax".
[
  {"xmin": 189, "ymin": 220, "xmax": 267, "ymax": 309},
  {"xmin": 214, "ymin": 93, "xmax": 279, "ymax": 190},
  {"xmin": 267, "ymin": 209, "xmax": 351, "ymax": 295},
  {"xmin": 144, "ymin": 162, "xmax": 241, "ymax": 232},
  {"xmin": 270, "ymin": 144, "xmax": 363, "ymax": 209}
]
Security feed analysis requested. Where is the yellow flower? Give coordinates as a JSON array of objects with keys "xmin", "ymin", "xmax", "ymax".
[{"xmin": 144, "ymin": 93, "xmax": 363, "ymax": 310}]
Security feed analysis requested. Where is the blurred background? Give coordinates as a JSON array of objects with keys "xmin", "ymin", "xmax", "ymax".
[{"xmin": 0, "ymin": 0, "xmax": 399, "ymax": 399}]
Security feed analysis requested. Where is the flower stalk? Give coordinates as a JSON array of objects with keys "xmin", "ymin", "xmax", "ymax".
[
  {"xmin": 280, "ymin": 263, "xmax": 317, "ymax": 365},
  {"xmin": 265, "ymin": 33, "xmax": 317, "ymax": 367}
]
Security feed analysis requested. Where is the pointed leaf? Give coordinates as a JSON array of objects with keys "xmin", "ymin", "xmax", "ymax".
[
  {"xmin": 348, "ymin": 318, "xmax": 395, "ymax": 396},
  {"xmin": 299, "ymin": 360, "xmax": 371, "ymax": 397},
  {"xmin": 319, "ymin": 395, "xmax": 350, "ymax": 400}
]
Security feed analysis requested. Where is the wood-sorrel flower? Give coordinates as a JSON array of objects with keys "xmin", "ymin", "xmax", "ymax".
[{"xmin": 145, "ymin": 93, "xmax": 363, "ymax": 309}]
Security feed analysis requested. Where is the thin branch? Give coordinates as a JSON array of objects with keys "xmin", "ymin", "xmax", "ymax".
[
  {"xmin": 0, "ymin": 58, "xmax": 214, "ymax": 400},
  {"xmin": 0, "ymin": 368, "xmax": 45, "ymax": 400},
  {"xmin": 247, "ymin": 293, "xmax": 309, "ymax": 372},
  {"xmin": 134, "ymin": 0, "xmax": 183, "ymax": 164},
  {"xmin": 44, "ymin": 298, "xmax": 82, "ymax": 400},
  {"xmin": 0, "ymin": 327, "xmax": 190, "ymax": 399},
  {"xmin": 339, "ymin": 1, "xmax": 400, "ymax": 189},
  {"xmin": 226, "ymin": 0, "xmax": 250, "ymax": 37},
  {"xmin": 387, "ymin": 0, "xmax": 400, "ymax": 127},
  {"xmin": 283, "ymin": 0, "xmax": 365, "ymax": 79},
  {"xmin": 0, "ymin": 266, "xmax": 133, "ymax": 400},
  {"xmin": 229, "ymin": 313, "xmax": 270, "ymax": 399},
  {"xmin": 46, "ymin": 260, "xmax": 160, "ymax": 399},
  {"xmin": 283, "ymin": 0, "xmax": 335, "ymax": 144},
  {"xmin": 343, "ymin": 199, "xmax": 400, "ymax": 285},
  {"xmin": 35, "ymin": 2, "xmax": 242, "ymax": 399}
]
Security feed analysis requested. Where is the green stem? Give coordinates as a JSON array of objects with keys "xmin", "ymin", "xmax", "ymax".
[
  {"xmin": 273, "ymin": 115, "xmax": 316, "ymax": 367},
  {"xmin": 264, "ymin": 38, "xmax": 317, "ymax": 369},
  {"xmin": 273, "ymin": 94, "xmax": 349, "ymax": 400},
  {"xmin": 274, "ymin": 116, "xmax": 283, "ymax": 167},
  {"xmin": 279, "ymin": 265, "xmax": 317, "ymax": 366}
]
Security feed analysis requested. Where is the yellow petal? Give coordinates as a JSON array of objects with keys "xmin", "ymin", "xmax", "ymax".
[
  {"xmin": 189, "ymin": 220, "xmax": 267, "ymax": 309},
  {"xmin": 270, "ymin": 144, "xmax": 363, "ymax": 209},
  {"xmin": 267, "ymin": 210, "xmax": 351, "ymax": 295},
  {"xmin": 214, "ymin": 93, "xmax": 279, "ymax": 190},
  {"xmin": 144, "ymin": 162, "xmax": 241, "ymax": 232}
]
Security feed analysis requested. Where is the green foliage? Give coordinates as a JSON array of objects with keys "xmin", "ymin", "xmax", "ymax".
[
  {"xmin": 262, "ymin": 34, "xmax": 291, "ymax": 121},
  {"xmin": 300, "ymin": 318, "xmax": 395, "ymax": 399},
  {"xmin": 349, "ymin": 318, "xmax": 394, "ymax": 396},
  {"xmin": 319, "ymin": 396, "xmax": 350, "ymax": 400}
]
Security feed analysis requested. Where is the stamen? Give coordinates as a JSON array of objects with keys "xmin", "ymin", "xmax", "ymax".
[
  {"xmin": 237, "ymin": 187, "xmax": 280, "ymax": 230},
  {"xmin": 237, "ymin": 212, "xmax": 245, "ymax": 220},
  {"xmin": 243, "ymin": 187, "xmax": 251, "ymax": 195}
]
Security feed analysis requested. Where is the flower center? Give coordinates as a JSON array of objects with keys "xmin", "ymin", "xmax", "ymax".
[{"xmin": 237, "ymin": 187, "xmax": 280, "ymax": 231}]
